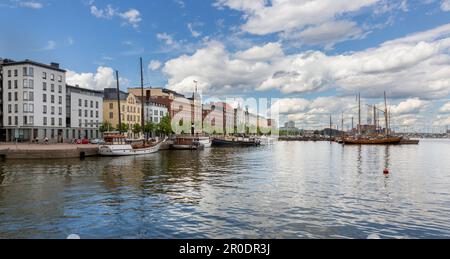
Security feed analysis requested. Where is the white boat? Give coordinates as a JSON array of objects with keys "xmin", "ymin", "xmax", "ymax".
[
  {"xmin": 259, "ymin": 136, "xmax": 277, "ymax": 145},
  {"xmin": 172, "ymin": 136, "xmax": 212, "ymax": 150},
  {"xmin": 99, "ymin": 134, "xmax": 165, "ymax": 156}
]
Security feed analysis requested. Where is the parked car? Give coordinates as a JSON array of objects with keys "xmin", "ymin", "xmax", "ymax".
[{"xmin": 90, "ymin": 138, "xmax": 105, "ymax": 145}]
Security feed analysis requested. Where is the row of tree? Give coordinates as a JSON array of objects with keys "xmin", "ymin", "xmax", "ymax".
[{"xmin": 99, "ymin": 115, "xmax": 173, "ymax": 137}]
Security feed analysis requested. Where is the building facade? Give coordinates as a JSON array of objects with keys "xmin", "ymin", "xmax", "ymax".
[
  {"xmin": 1, "ymin": 59, "xmax": 66, "ymax": 142},
  {"xmin": 66, "ymin": 85, "xmax": 103, "ymax": 140},
  {"xmin": 143, "ymin": 101, "xmax": 168, "ymax": 124},
  {"xmin": 103, "ymin": 88, "xmax": 141, "ymax": 138}
]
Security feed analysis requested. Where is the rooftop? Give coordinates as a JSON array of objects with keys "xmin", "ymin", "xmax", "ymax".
[{"xmin": 1, "ymin": 59, "xmax": 66, "ymax": 72}]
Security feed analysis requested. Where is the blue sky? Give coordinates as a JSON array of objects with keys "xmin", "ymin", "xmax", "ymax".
[{"xmin": 1, "ymin": 0, "xmax": 450, "ymax": 131}]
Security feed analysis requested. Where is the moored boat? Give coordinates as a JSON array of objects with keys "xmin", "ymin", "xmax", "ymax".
[
  {"xmin": 342, "ymin": 136, "xmax": 402, "ymax": 145},
  {"xmin": 172, "ymin": 136, "xmax": 211, "ymax": 150},
  {"xmin": 400, "ymin": 138, "xmax": 420, "ymax": 145},
  {"xmin": 212, "ymin": 137, "xmax": 261, "ymax": 147},
  {"xmin": 99, "ymin": 134, "xmax": 165, "ymax": 156}
]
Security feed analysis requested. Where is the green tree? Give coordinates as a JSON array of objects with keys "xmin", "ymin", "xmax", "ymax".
[
  {"xmin": 132, "ymin": 124, "xmax": 142, "ymax": 135},
  {"xmin": 117, "ymin": 123, "xmax": 129, "ymax": 133},
  {"xmin": 100, "ymin": 122, "xmax": 114, "ymax": 133},
  {"xmin": 157, "ymin": 115, "xmax": 173, "ymax": 136}
]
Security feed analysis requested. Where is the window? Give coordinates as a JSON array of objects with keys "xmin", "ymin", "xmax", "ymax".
[
  {"xmin": 96, "ymin": 102, "xmax": 99, "ymax": 109},
  {"xmin": 154, "ymin": 110, "xmax": 158, "ymax": 116},
  {"xmin": 51, "ymin": 106, "xmax": 55, "ymax": 115},
  {"xmin": 29, "ymin": 92, "xmax": 34, "ymax": 101},
  {"xmin": 58, "ymin": 85, "xmax": 62, "ymax": 93},
  {"xmin": 79, "ymin": 119, "xmax": 82, "ymax": 127},
  {"xmin": 85, "ymin": 110, "xmax": 88, "ymax": 117},
  {"xmin": 51, "ymin": 84, "xmax": 54, "ymax": 92},
  {"xmin": 23, "ymin": 116, "xmax": 27, "ymax": 125},
  {"xmin": 23, "ymin": 104, "xmax": 28, "ymax": 113},
  {"xmin": 14, "ymin": 69, "xmax": 18, "ymax": 77},
  {"xmin": 109, "ymin": 112, "xmax": 113, "ymax": 119},
  {"xmin": 29, "ymin": 79, "xmax": 34, "ymax": 89},
  {"xmin": 14, "ymin": 104, "xmax": 18, "ymax": 113},
  {"xmin": 29, "ymin": 67, "xmax": 34, "ymax": 77},
  {"xmin": 23, "ymin": 79, "xmax": 28, "ymax": 88},
  {"xmin": 51, "ymin": 95, "xmax": 55, "ymax": 104},
  {"xmin": 90, "ymin": 110, "xmax": 93, "ymax": 117},
  {"xmin": 23, "ymin": 92, "xmax": 28, "ymax": 101},
  {"xmin": 14, "ymin": 92, "xmax": 18, "ymax": 101},
  {"xmin": 79, "ymin": 109, "xmax": 82, "ymax": 117},
  {"xmin": 160, "ymin": 111, "xmax": 164, "ymax": 116},
  {"xmin": 154, "ymin": 117, "xmax": 159, "ymax": 123},
  {"xmin": 96, "ymin": 111, "xmax": 99, "ymax": 118},
  {"xmin": 8, "ymin": 105, "xmax": 11, "ymax": 113},
  {"xmin": 51, "ymin": 118, "xmax": 55, "ymax": 126},
  {"xmin": 91, "ymin": 101, "xmax": 93, "ymax": 108},
  {"xmin": 14, "ymin": 80, "xmax": 18, "ymax": 89},
  {"xmin": 43, "ymin": 94, "xmax": 47, "ymax": 103},
  {"xmin": 59, "ymin": 118, "xmax": 62, "ymax": 126},
  {"xmin": 7, "ymin": 70, "xmax": 11, "ymax": 77},
  {"xmin": 58, "ymin": 96, "xmax": 62, "ymax": 104},
  {"xmin": 85, "ymin": 100, "xmax": 88, "ymax": 107},
  {"xmin": 43, "ymin": 117, "xmax": 47, "ymax": 126},
  {"xmin": 23, "ymin": 67, "xmax": 27, "ymax": 76},
  {"xmin": 43, "ymin": 105, "xmax": 47, "ymax": 114},
  {"xmin": 29, "ymin": 104, "xmax": 34, "ymax": 113},
  {"xmin": 14, "ymin": 116, "xmax": 18, "ymax": 126},
  {"xmin": 8, "ymin": 93, "xmax": 11, "ymax": 101},
  {"xmin": 43, "ymin": 72, "xmax": 47, "ymax": 79},
  {"xmin": 8, "ymin": 80, "xmax": 11, "ymax": 89},
  {"xmin": 109, "ymin": 103, "xmax": 114, "ymax": 109},
  {"xmin": 51, "ymin": 74, "xmax": 55, "ymax": 81},
  {"xmin": 43, "ymin": 82, "xmax": 47, "ymax": 91},
  {"xmin": 58, "ymin": 75, "xmax": 62, "ymax": 82},
  {"xmin": 29, "ymin": 116, "xmax": 34, "ymax": 125},
  {"xmin": 59, "ymin": 107, "xmax": 62, "ymax": 115},
  {"xmin": 79, "ymin": 99, "xmax": 82, "ymax": 106},
  {"xmin": 8, "ymin": 117, "xmax": 12, "ymax": 126}
]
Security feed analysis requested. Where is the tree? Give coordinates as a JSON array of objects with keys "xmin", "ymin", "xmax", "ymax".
[
  {"xmin": 132, "ymin": 124, "xmax": 142, "ymax": 135},
  {"xmin": 157, "ymin": 115, "xmax": 173, "ymax": 136},
  {"xmin": 100, "ymin": 122, "xmax": 114, "ymax": 133},
  {"xmin": 117, "ymin": 123, "xmax": 129, "ymax": 133}
]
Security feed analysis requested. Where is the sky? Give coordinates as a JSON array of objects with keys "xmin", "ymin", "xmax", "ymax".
[{"xmin": 1, "ymin": 0, "xmax": 450, "ymax": 132}]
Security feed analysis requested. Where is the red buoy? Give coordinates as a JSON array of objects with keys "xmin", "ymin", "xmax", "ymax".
[{"xmin": 383, "ymin": 168, "xmax": 390, "ymax": 175}]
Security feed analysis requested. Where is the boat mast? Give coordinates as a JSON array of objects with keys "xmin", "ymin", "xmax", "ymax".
[
  {"xmin": 358, "ymin": 93, "xmax": 361, "ymax": 135},
  {"xmin": 330, "ymin": 115, "xmax": 332, "ymax": 141},
  {"xmin": 140, "ymin": 57, "xmax": 145, "ymax": 138},
  {"xmin": 341, "ymin": 112, "xmax": 344, "ymax": 136},
  {"xmin": 384, "ymin": 91, "xmax": 389, "ymax": 136},
  {"xmin": 116, "ymin": 70, "xmax": 122, "ymax": 134}
]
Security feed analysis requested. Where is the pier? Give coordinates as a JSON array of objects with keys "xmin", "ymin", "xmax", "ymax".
[{"xmin": 0, "ymin": 144, "xmax": 99, "ymax": 159}]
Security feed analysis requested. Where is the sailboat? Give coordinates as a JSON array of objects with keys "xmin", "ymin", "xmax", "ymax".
[{"xmin": 342, "ymin": 92, "xmax": 403, "ymax": 145}]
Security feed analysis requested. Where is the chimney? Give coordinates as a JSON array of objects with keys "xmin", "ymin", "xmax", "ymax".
[{"xmin": 50, "ymin": 62, "xmax": 60, "ymax": 69}]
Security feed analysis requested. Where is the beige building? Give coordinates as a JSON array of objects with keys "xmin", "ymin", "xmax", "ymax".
[{"xmin": 103, "ymin": 88, "xmax": 141, "ymax": 138}]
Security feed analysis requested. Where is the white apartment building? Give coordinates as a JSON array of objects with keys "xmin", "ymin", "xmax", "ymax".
[
  {"xmin": 144, "ymin": 101, "xmax": 168, "ymax": 124},
  {"xmin": 66, "ymin": 85, "xmax": 103, "ymax": 140},
  {"xmin": 1, "ymin": 59, "xmax": 66, "ymax": 142}
]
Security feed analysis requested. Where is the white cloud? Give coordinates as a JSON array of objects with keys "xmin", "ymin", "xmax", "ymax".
[
  {"xmin": 390, "ymin": 98, "xmax": 428, "ymax": 115},
  {"xmin": 66, "ymin": 67, "xmax": 128, "ymax": 91},
  {"xmin": 90, "ymin": 4, "xmax": 142, "ymax": 29},
  {"xmin": 441, "ymin": 0, "xmax": 450, "ymax": 11},
  {"xmin": 157, "ymin": 33, "xmax": 175, "ymax": 46},
  {"xmin": 149, "ymin": 60, "xmax": 162, "ymax": 71},
  {"xmin": 439, "ymin": 102, "xmax": 450, "ymax": 113},
  {"xmin": 283, "ymin": 20, "xmax": 366, "ymax": 49},
  {"xmin": 42, "ymin": 40, "xmax": 56, "ymax": 51},
  {"xmin": 162, "ymin": 23, "xmax": 450, "ymax": 99},
  {"xmin": 187, "ymin": 23, "xmax": 202, "ymax": 38},
  {"xmin": 215, "ymin": 0, "xmax": 379, "ymax": 35},
  {"xmin": 18, "ymin": 1, "xmax": 43, "ymax": 9}
]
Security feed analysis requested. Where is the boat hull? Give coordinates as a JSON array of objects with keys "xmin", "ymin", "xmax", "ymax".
[
  {"xmin": 212, "ymin": 138, "xmax": 260, "ymax": 147},
  {"xmin": 342, "ymin": 137, "xmax": 402, "ymax": 145},
  {"xmin": 99, "ymin": 141, "xmax": 163, "ymax": 156}
]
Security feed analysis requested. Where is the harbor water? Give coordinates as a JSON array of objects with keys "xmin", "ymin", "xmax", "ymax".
[{"xmin": 1, "ymin": 139, "xmax": 450, "ymax": 239}]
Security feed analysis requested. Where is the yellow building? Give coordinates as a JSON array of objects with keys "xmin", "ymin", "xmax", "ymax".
[{"xmin": 103, "ymin": 88, "xmax": 141, "ymax": 138}]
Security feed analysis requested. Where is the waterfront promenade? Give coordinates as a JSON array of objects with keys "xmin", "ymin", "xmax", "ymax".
[{"xmin": 0, "ymin": 143, "xmax": 99, "ymax": 159}]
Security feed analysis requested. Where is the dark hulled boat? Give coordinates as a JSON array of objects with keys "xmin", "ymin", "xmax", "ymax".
[
  {"xmin": 342, "ymin": 136, "xmax": 402, "ymax": 145},
  {"xmin": 212, "ymin": 137, "xmax": 261, "ymax": 147}
]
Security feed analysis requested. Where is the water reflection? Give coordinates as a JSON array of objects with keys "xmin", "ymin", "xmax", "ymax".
[{"xmin": 1, "ymin": 140, "xmax": 450, "ymax": 238}]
